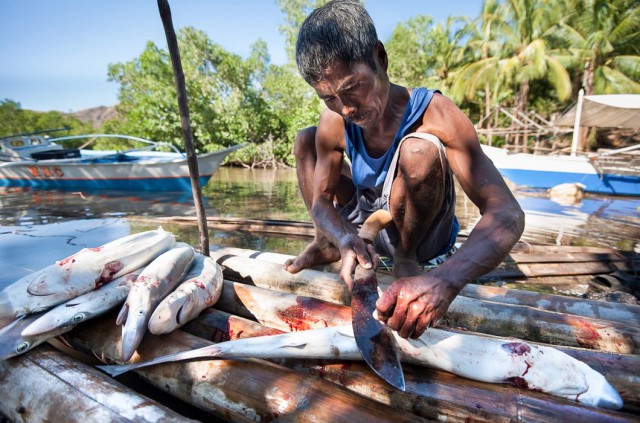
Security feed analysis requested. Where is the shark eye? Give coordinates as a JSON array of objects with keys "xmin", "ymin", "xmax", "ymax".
[
  {"xmin": 16, "ymin": 342, "xmax": 30, "ymax": 354},
  {"xmin": 72, "ymin": 313, "xmax": 85, "ymax": 323}
]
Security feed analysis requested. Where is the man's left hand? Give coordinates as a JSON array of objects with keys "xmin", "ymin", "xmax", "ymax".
[{"xmin": 376, "ymin": 275, "xmax": 462, "ymax": 339}]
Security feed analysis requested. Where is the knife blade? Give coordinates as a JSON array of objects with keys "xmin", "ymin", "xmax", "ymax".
[
  {"xmin": 352, "ymin": 265, "xmax": 405, "ymax": 390},
  {"xmin": 352, "ymin": 209, "xmax": 405, "ymax": 390}
]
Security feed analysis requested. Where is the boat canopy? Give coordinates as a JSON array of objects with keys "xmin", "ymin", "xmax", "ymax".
[{"xmin": 555, "ymin": 94, "xmax": 640, "ymax": 129}]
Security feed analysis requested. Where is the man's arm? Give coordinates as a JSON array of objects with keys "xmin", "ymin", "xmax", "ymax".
[
  {"xmin": 377, "ymin": 94, "xmax": 525, "ymax": 338},
  {"xmin": 312, "ymin": 110, "xmax": 377, "ymax": 288}
]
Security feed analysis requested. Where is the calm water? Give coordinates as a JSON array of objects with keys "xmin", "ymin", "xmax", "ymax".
[{"xmin": 1, "ymin": 167, "xmax": 639, "ymax": 289}]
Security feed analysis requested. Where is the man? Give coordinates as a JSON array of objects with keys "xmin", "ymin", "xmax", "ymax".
[{"xmin": 284, "ymin": 0, "xmax": 524, "ymax": 339}]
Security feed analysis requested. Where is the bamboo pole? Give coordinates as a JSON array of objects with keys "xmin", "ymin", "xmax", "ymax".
[
  {"xmin": 210, "ymin": 244, "xmax": 628, "ymax": 266},
  {"xmin": 459, "ymin": 283, "xmax": 640, "ymax": 325},
  {"xmin": 0, "ymin": 343, "xmax": 194, "ymax": 422},
  {"xmin": 182, "ymin": 308, "xmax": 639, "ymax": 420},
  {"xmin": 209, "ymin": 241, "xmax": 632, "ymax": 278},
  {"xmin": 216, "ymin": 274, "xmax": 640, "ymax": 356},
  {"xmin": 63, "ymin": 314, "xmax": 427, "ymax": 423},
  {"xmin": 157, "ymin": 0, "xmax": 209, "ymax": 256},
  {"xmin": 211, "ymin": 254, "xmax": 640, "ymax": 353},
  {"xmin": 215, "ymin": 243, "xmax": 637, "ymax": 323},
  {"xmin": 213, "ymin": 244, "xmax": 638, "ymax": 323}
]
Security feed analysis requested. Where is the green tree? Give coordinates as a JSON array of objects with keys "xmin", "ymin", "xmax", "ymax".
[
  {"xmin": 106, "ymin": 28, "xmax": 286, "ymax": 164},
  {"xmin": 450, "ymin": 0, "xmax": 509, "ymax": 120},
  {"xmin": 556, "ymin": 0, "xmax": 640, "ymax": 95},
  {"xmin": 386, "ymin": 15, "xmax": 466, "ymax": 92},
  {"xmin": 0, "ymin": 99, "xmax": 92, "ymax": 146}
]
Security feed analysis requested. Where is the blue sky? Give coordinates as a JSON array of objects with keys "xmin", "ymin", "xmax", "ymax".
[{"xmin": 0, "ymin": 1, "xmax": 482, "ymax": 113}]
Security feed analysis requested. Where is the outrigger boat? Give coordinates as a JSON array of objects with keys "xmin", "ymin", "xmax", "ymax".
[
  {"xmin": 0, "ymin": 130, "xmax": 244, "ymax": 191},
  {"xmin": 481, "ymin": 93, "xmax": 640, "ymax": 196}
]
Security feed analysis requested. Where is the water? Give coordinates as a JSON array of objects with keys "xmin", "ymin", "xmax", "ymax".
[{"xmin": 1, "ymin": 167, "xmax": 639, "ymax": 290}]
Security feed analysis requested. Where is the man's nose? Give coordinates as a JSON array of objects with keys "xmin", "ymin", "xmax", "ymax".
[{"xmin": 341, "ymin": 102, "xmax": 356, "ymax": 116}]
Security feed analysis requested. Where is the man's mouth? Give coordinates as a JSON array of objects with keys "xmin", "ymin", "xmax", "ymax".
[{"xmin": 346, "ymin": 112, "xmax": 368, "ymax": 125}]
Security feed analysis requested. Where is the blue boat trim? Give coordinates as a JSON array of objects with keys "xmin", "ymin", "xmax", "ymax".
[
  {"xmin": 0, "ymin": 175, "xmax": 213, "ymax": 192},
  {"xmin": 498, "ymin": 168, "xmax": 640, "ymax": 196}
]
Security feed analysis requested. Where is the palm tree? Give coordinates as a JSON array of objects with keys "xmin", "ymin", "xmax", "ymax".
[
  {"xmin": 551, "ymin": 0, "xmax": 640, "ymax": 150},
  {"xmin": 450, "ymin": 0, "xmax": 509, "ymax": 129},
  {"xmin": 451, "ymin": 0, "xmax": 572, "ymax": 150},
  {"xmin": 498, "ymin": 0, "xmax": 572, "ymax": 117},
  {"xmin": 558, "ymin": 0, "xmax": 640, "ymax": 96}
]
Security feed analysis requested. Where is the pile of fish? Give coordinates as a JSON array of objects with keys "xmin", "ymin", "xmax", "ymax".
[
  {"xmin": 0, "ymin": 228, "xmax": 626, "ymax": 412},
  {"xmin": 0, "ymin": 227, "xmax": 223, "ymax": 362}
]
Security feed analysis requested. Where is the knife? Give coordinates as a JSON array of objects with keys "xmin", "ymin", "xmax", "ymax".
[{"xmin": 352, "ymin": 210, "xmax": 405, "ymax": 391}]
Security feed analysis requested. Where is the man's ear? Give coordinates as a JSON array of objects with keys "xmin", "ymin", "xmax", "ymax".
[{"xmin": 375, "ymin": 41, "xmax": 388, "ymax": 71}]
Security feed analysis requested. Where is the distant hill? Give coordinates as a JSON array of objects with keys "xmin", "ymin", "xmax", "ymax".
[{"xmin": 71, "ymin": 105, "xmax": 116, "ymax": 128}]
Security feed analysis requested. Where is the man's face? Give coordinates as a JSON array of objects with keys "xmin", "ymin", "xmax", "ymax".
[{"xmin": 312, "ymin": 58, "xmax": 388, "ymax": 129}]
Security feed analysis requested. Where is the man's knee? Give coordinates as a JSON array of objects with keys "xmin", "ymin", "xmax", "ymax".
[
  {"xmin": 397, "ymin": 137, "xmax": 444, "ymax": 186},
  {"xmin": 294, "ymin": 126, "xmax": 317, "ymax": 159}
]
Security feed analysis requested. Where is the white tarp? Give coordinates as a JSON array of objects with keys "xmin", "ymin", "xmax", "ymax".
[{"xmin": 554, "ymin": 94, "xmax": 640, "ymax": 129}]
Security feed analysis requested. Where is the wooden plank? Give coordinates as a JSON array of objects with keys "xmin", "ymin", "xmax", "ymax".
[
  {"xmin": 0, "ymin": 343, "xmax": 195, "ymax": 423},
  {"xmin": 483, "ymin": 261, "xmax": 618, "ymax": 278},
  {"xmin": 140, "ymin": 217, "xmax": 637, "ymax": 266}
]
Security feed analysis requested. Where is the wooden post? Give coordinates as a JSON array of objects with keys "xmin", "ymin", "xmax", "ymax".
[
  {"xmin": 157, "ymin": 0, "xmax": 209, "ymax": 255},
  {"xmin": 571, "ymin": 88, "xmax": 585, "ymax": 156}
]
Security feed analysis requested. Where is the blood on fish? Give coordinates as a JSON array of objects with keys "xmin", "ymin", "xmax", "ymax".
[
  {"xmin": 210, "ymin": 328, "xmax": 231, "ymax": 343},
  {"xmin": 505, "ymin": 376, "xmax": 529, "ymax": 389},
  {"xmin": 276, "ymin": 305, "xmax": 314, "ymax": 332},
  {"xmin": 501, "ymin": 342, "xmax": 531, "ymax": 356},
  {"xmin": 276, "ymin": 297, "xmax": 346, "ymax": 332},
  {"xmin": 522, "ymin": 360, "xmax": 532, "ymax": 377},
  {"xmin": 58, "ymin": 247, "xmax": 104, "ymax": 266},
  {"xmin": 567, "ymin": 316, "xmax": 604, "ymax": 350},
  {"xmin": 96, "ymin": 261, "xmax": 124, "ymax": 288},
  {"xmin": 58, "ymin": 254, "xmax": 79, "ymax": 267}
]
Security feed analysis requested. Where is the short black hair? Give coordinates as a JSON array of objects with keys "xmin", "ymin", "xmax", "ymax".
[{"xmin": 295, "ymin": 0, "xmax": 379, "ymax": 85}]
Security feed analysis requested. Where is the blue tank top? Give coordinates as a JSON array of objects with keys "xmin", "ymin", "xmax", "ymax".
[{"xmin": 344, "ymin": 87, "xmax": 438, "ymax": 189}]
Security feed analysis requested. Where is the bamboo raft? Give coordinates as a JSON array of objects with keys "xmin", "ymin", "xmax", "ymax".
[{"xmin": 1, "ymin": 218, "xmax": 639, "ymax": 422}]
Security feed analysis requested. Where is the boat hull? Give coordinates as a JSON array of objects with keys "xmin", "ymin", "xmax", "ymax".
[
  {"xmin": 0, "ymin": 145, "xmax": 243, "ymax": 191},
  {"xmin": 482, "ymin": 146, "xmax": 640, "ymax": 196}
]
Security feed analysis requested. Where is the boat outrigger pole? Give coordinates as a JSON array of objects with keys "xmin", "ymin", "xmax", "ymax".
[
  {"xmin": 570, "ymin": 88, "xmax": 585, "ymax": 157},
  {"xmin": 158, "ymin": 0, "xmax": 210, "ymax": 256}
]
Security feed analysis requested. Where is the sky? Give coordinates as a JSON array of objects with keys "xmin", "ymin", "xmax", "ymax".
[{"xmin": 0, "ymin": 0, "xmax": 483, "ymax": 113}]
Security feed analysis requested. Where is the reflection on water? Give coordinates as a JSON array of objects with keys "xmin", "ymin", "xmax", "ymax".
[{"xmin": 1, "ymin": 167, "xmax": 639, "ymax": 289}]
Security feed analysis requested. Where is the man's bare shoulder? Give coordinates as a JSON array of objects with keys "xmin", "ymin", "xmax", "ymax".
[
  {"xmin": 420, "ymin": 93, "xmax": 478, "ymax": 149},
  {"xmin": 317, "ymin": 109, "xmax": 346, "ymax": 151}
]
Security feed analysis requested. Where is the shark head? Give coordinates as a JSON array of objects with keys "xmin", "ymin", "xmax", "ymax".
[
  {"xmin": 121, "ymin": 308, "xmax": 148, "ymax": 362},
  {"xmin": 568, "ymin": 358, "xmax": 624, "ymax": 410}
]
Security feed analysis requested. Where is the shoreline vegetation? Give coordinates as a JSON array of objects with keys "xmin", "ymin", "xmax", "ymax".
[{"xmin": 2, "ymin": 0, "xmax": 639, "ymax": 168}]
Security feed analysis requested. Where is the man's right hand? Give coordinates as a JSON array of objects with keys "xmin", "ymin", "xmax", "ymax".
[{"xmin": 338, "ymin": 233, "xmax": 379, "ymax": 291}]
